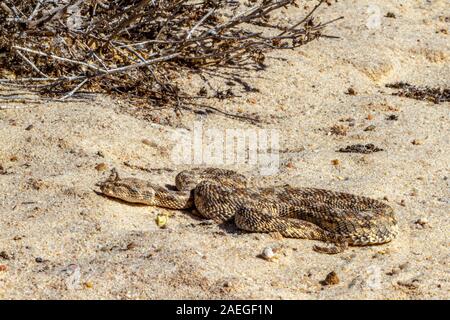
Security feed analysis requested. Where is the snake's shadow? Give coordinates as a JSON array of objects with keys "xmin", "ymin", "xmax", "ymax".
[
  {"xmin": 217, "ymin": 221, "xmax": 242, "ymax": 235},
  {"xmin": 182, "ymin": 209, "xmax": 241, "ymax": 234}
]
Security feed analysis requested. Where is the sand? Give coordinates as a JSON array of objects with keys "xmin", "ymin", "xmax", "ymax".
[{"xmin": 0, "ymin": 0, "xmax": 449, "ymax": 299}]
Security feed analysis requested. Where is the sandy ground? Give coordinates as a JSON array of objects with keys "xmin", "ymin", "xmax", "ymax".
[{"xmin": 0, "ymin": 0, "xmax": 449, "ymax": 299}]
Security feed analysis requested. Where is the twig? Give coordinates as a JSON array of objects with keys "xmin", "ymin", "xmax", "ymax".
[
  {"xmin": 187, "ymin": 8, "xmax": 215, "ymax": 40},
  {"xmin": 0, "ymin": 105, "xmax": 39, "ymax": 110},
  {"xmin": 27, "ymin": 0, "xmax": 84, "ymax": 29},
  {"xmin": 60, "ymin": 78, "xmax": 89, "ymax": 100},
  {"xmin": 28, "ymin": 0, "xmax": 43, "ymax": 21},
  {"xmin": 13, "ymin": 46, "xmax": 105, "ymax": 72},
  {"xmin": 0, "ymin": 3, "xmax": 13, "ymax": 16},
  {"xmin": 103, "ymin": 53, "xmax": 181, "ymax": 75},
  {"xmin": 278, "ymin": 0, "xmax": 325, "ymax": 37},
  {"xmin": 0, "ymin": 76, "xmax": 85, "ymax": 83},
  {"xmin": 15, "ymin": 50, "xmax": 49, "ymax": 78}
]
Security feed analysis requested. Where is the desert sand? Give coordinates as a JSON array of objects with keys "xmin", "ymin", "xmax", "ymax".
[{"xmin": 0, "ymin": 0, "xmax": 449, "ymax": 299}]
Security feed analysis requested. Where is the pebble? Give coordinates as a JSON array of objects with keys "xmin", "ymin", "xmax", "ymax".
[
  {"xmin": 142, "ymin": 139, "xmax": 157, "ymax": 147},
  {"xmin": 386, "ymin": 267, "xmax": 401, "ymax": 276},
  {"xmin": 0, "ymin": 265, "xmax": 7, "ymax": 272},
  {"xmin": 412, "ymin": 139, "xmax": 423, "ymax": 145},
  {"xmin": 95, "ymin": 163, "xmax": 108, "ymax": 171},
  {"xmin": 364, "ymin": 125, "xmax": 376, "ymax": 131},
  {"xmin": 285, "ymin": 161, "xmax": 296, "ymax": 169},
  {"xmin": 0, "ymin": 251, "xmax": 11, "ymax": 260},
  {"xmin": 260, "ymin": 247, "xmax": 278, "ymax": 262},
  {"xmin": 321, "ymin": 271, "xmax": 340, "ymax": 285},
  {"xmin": 346, "ymin": 87, "xmax": 357, "ymax": 95},
  {"xmin": 331, "ymin": 159, "xmax": 340, "ymax": 166},
  {"xmin": 155, "ymin": 214, "xmax": 168, "ymax": 228},
  {"xmin": 385, "ymin": 12, "xmax": 396, "ymax": 18},
  {"xmin": 399, "ymin": 262, "xmax": 410, "ymax": 271},
  {"xmin": 348, "ymin": 276, "xmax": 365, "ymax": 289},
  {"xmin": 397, "ymin": 279, "xmax": 419, "ymax": 290},
  {"xmin": 386, "ymin": 114, "xmax": 398, "ymax": 121},
  {"xmin": 415, "ymin": 218, "xmax": 428, "ymax": 227},
  {"xmin": 330, "ymin": 124, "xmax": 348, "ymax": 136}
]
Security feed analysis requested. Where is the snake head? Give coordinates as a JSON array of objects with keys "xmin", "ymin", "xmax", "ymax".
[{"xmin": 98, "ymin": 170, "xmax": 157, "ymax": 204}]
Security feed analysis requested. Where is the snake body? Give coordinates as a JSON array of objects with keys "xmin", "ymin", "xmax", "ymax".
[{"xmin": 99, "ymin": 168, "xmax": 398, "ymax": 254}]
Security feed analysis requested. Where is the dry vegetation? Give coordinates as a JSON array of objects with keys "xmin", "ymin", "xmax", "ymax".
[{"xmin": 0, "ymin": 0, "xmax": 340, "ymax": 105}]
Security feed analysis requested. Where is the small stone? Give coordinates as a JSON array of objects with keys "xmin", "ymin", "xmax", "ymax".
[
  {"xmin": 367, "ymin": 114, "xmax": 374, "ymax": 120},
  {"xmin": 0, "ymin": 251, "xmax": 11, "ymax": 260},
  {"xmin": 10, "ymin": 155, "xmax": 18, "ymax": 162},
  {"xmin": 348, "ymin": 276, "xmax": 365, "ymax": 289},
  {"xmin": 346, "ymin": 87, "xmax": 356, "ymax": 95},
  {"xmin": 331, "ymin": 159, "xmax": 340, "ymax": 166},
  {"xmin": 364, "ymin": 125, "xmax": 376, "ymax": 132},
  {"xmin": 35, "ymin": 257, "xmax": 44, "ymax": 263},
  {"xmin": 285, "ymin": 161, "xmax": 296, "ymax": 169},
  {"xmin": 385, "ymin": 12, "xmax": 396, "ymax": 18},
  {"xmin": 260, "ymin": 247, "xmax": 278, "ymax": 262},
  {"xmin": 397, "ymin": 279, "xmax": 419, "ymax": 290},
  {"xmin": 386, "ymin": 114, "xmax": 398, "ymax": 121},
  {"xmin": 0, "ymin": 265, "xmax": 7, "ymax": 272},
  {"xmin": 412, "ymin": 139, "xmax": 423, "ymax": 145},
  {"xmin": 386, "ymin": 267, "xmax": 401, "ymax": 276},
  {"xmin": 142, "ymin": 139, "xmax": 157, "ymax": 147},
  {"xmin": 321, "ymin": 271, "xmax": 340, "ymax": 285},
  {"xmin": 25, "ymin": 124, "xmax": 34, "ymax": 130},
  {"xmin": 330, "ymin": 124, "xmax": 348, "ymax": 136},
  {"xmin": 399, "ymin": 262, "xmax": 410, "ymax": 270},
  {"xmin": 84, "ymin": 281, "xmax": 93, "ymax": 288},
  {"xmin": 415, "ymin": 218, "xmax": 428, "ymax": 227},
  {"xmin": 126, "ymin": 242, "xmax": 137, "ymax": 250},
  {"xmin": 155, "ymin": 213, "xmax": 168, "ymax": 228},
  {"xmin": 95, "ymin": 163, "xmax": 108, "ymax": 171}
]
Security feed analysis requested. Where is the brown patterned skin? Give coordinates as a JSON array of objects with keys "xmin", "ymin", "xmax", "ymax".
[{"xmin": 99, "ymin": 168, "xmax": 398, "ymax": 254}]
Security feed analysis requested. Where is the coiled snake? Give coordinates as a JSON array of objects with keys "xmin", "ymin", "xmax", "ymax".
[{"xmin": 99, "ymin": 168, "xmax": 398, "ymax": 254}]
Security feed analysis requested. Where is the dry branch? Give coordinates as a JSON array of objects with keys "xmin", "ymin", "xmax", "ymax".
[{"xmin": 0, "ymin": 0, "xmax": 341, "ymax": 112}]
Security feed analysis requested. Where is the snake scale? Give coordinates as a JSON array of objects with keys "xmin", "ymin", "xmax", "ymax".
[{"xmin": 99, "ymin": 168, "xmax": 398, "ymax": 254}]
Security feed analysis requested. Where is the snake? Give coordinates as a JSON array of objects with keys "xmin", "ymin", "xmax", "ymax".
[{"xmin": 98, "ymin": 167, "xmax": 398, "ymax": 254}]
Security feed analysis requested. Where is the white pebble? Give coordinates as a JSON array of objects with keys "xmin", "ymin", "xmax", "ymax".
[{"xmin": 261, "ymin": 247, "xmax": 275, "ymax": 260}]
